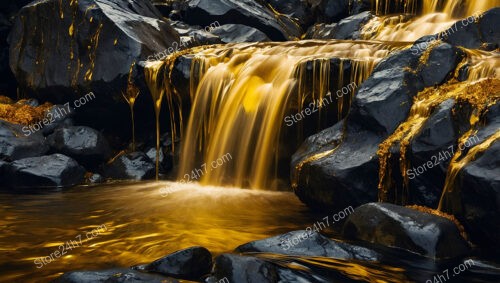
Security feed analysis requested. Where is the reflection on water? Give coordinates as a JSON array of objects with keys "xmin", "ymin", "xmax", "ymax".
[
  {"xmin": 0, "ymin": 182, "xmax": 499, "ymax": 282},
  {"xmin": 0, "ymin": 182, "xmax": 312, "ymax": 282}
]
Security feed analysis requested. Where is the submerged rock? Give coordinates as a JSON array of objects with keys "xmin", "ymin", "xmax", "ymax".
[
  {"xmin": 9, "ymin": 0, "xmax": 179, "ymax": 102},
  {"xmin": 47, "ymin": 126, "xmax": 111, "ymax": 168},
  {"xmin": 143, "ymin": 246, "xmax": 212, "ymax": 280},
  {"xmin": 103, "ymin": 152, "xmax": 155, "ymax": 181},
  {"xmin": 53, "ymin": 268, "xmax": 176, "ymax": 283},
  {"xmin": 342, "ymin": 203, "xmax": 470, "ymax": 259},
  {"xmin": 236, "ymin": 230, "xmax": 379, "ymax": 261},
  {"xmin": 213, "ymin": 254, "xmax": 279, "ymax": 283},
  {"xmin": 2, "ymin": 154, "xmax": 85, "ymax": 188}
]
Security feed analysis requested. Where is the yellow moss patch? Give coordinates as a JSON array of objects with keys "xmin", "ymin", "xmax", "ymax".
[{"xmin": 0, "ymin": 100, "xmax": 53, "ymax": 125}]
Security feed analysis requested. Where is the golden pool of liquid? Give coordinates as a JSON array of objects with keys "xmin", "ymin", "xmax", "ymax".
[{"xmin": 0, "ymin": 182, "xmax": 314, "ymax": 282}]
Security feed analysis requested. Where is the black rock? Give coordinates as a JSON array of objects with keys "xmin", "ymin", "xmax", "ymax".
[
  {"xmin": 211, "ymin": 24, "xmax": 270, "ymax": 43},
  {"xmin": 53, "ymin": 268, "xmax": 176, "ymax": 283},
  {"xmin": 292, "ymin": 41, "xmax": 464, "ymax": 212},
  {"xmin": 440, "ymin": 102, "xmax": 500, "ymax": 253},
  {"xmin": 0, "ymin": 120, "xmax": 49, "ymax": 160},
  {"xmin": 144, "ymin": 246, "xmax": 212, "ymax": 280},
  {"xmin": 103, "ymin": 152, "xmax": 155, "ymax": 181},
  {"xmin": 86, "ymin": 173, "xmax": 104, "ymax": 184},
  {"xmin": 265, "ymin": 0, "xmax": 313, "ymax": 28},
  {"xmin": 342, "ymin": 203, "xmax": 471, "ymax": 259},
  {"xmin": 3, "ymin": 154, "xmax": 85, "ymax": 188},
  {"xmin": 418, "ymin": 43, "xmax": 465, "ymax": 86},
  {"xmin": 311, "ymin": 0, "xmax": 350, "ymax": 23},
  {"xmin": 180, "ymin": 0, "xmax": 301, "ymax": 41},
  {"xmin": 308, "ymin": 11, "xmax": 373, "ymax": 40},
  {"xmin": 236, "ymin": 230, "xmax": 379, "ymax": 261},
  {"xmin": 48, "ymin": 126, "xmax": 111, "ymax": 168},
  {"xmin": 41, "ymin": 105, "xmax": 75, "ymax": 136},
  {"xmin": 145, "ymin": 147, "xmax": 173, "ymax": 173},
  {"xmin": 9, "ymin": 0, "xmax": 180, "ymax": 102},
  {"xmin": 405, "ymin": 99, "xmax": 471, "ymax": 207},
  {"xmin": 212, "ymin": 254, "xmax": 279, "ymax": 283},
  {"xmin": 440, "ymin": 7, "xmax": 500, "ymax": 49}
]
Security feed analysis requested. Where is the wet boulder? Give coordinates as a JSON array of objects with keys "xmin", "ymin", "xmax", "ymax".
[
  {"xmin": 143, "ymin": 246, "xmax": 212, "ymax": 280},
  {"xmin": 47, "ymin": 126, "xmax": 111, "ymax": 168},
  {"xmin": 53, "ymin": 268, "xmax": 176, "ymax": 283},
  {"xmin": 103, "ymin": 152, "xmax": 155, "ymax": 181},
  {"xmin": 440, "ymin": 102, "xmax": 500, "ymax": 253},
  {"xmin": 292, "ymin": 42, "xmax": 464, "ymax": 212},
  {"xmin": 236, "ymin": 230, "xmax": 379, "ymax": 261},
  {"xmin": 453, "ymin": 141, "xmax": 500, "ymax": 253},
  {"xmin": 180, "ymin": 0, "xmax": 301, "ymax": 41},
  {"xmin": 9, "ymin": 0, "xmax": 180, "ymax": 102},
  {"xmin": 212, "ymin": 254, "xmax": 279, "ymax": 283},
  {"xmin": 0, "ymin": 120, "xmax": 49, "ymax": 160},
  {"xmin": 418, "ymin": 43, "xmax": 465, "ymax": 86},
  {"xmin": 308, "ymin": 11, "xmax": 373, "ymax": 40},
  {"xmin": 441, "ymin": 7, "xmax": 500, "ymax": 49},
  {"xmin": 265, "ymin": 0, "xmax": 313, "ymax": 28},
  {"xmin": 145, "ymin": 147, "xmax": 173, "ymax": 174},
  {"xmin": 405, "ymin": 99, "xmax": 472, "ymax": 207},
  {"xmin": 342, "ymin": 203, "xmax": 471, "ymax": 259},
  {"xmin": 2, "ymin": 154, "xmax": 85, "ymax": 188},
  {"xmin": 211, "ymin": 24, "xmax": 270, "ymax": 43}
]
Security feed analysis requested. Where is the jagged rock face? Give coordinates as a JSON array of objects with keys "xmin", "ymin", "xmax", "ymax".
[
  {"xmin": 8, "ymin": 0, "xmax": 180, "ymax": 102},
  {"xmin": 342, "ymin": 203, "xmax": 470, "ymax": 259},
  {"xmin": 1, "ymin": 153, "xmax": 85, "ymax": 188},
  {"xmin": 292, "ymin": 41, "xmax": 463, "ymax": 212},
  {"xmin": 180, "ymin": 0, "xmax": 302, "ymax": 41}
]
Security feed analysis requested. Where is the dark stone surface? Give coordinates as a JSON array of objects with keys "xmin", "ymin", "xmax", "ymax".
[
  {"xmin": 419, "ymin": 43, "xmax": 465, "ymax": 86},
  {"xmin": 144, "ymin": 246, "xmax": 212, "ymax": 280},
  {"xmin": 308, "ymin": 11, "xmax": 373, "ymax": 40},
  {"xmin": 236, "ymin": 230, "xmax": 379, "ymax": 261},
  {"xmin": 9, "ymin": 0, "xmax": 179, "ymax": 103},
  {"xmin": 103, "ymin": 152, "xmax": 155, "ymax": 181},
  {"xmin": 2, "ymin": 154, "xmax": 85, "ymax": 188},
  {"xmin": 265, "ymin": 0, "xmax": 313, "ymax": 28},
  {"xmin": 292, "ymin": 41, "xmax": 464, "ymax": 212},
  {"xmin": 211, "ymin": 24, "xmax": 270, "ymax": 43},
  {"xmin": 47, "ymin": 126, "xmax": 111, "ymax": 168},
  {"xmin": 342, "ymin": 203, "xmax": 471, "ymax": 259},
  {"xmin": 212, "ymin": 254, "xmax": 279, "ymax": 283},
  {"xmin": 441, "ymin": 7, "xmax": 500, "ymax": 49},
  {"xmin": 0, "ymin": 120, "xmax": 49, "ymax": 161},
  {"xmin": 53, "ymin": 268, "xmax": 177, "ymax": 283},
  {"xmin": 180, "ymin": 0, "xmax": 301, "ymax": 41}
]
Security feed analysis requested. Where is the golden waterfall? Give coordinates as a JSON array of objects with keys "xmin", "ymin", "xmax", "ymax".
[
  {"xmin": 173, "ymin": 40, "xmax": 398, "ymax": 189},
  {"xmin": 363, "ymin": 0, "xmax": 499, "ymax": 41},
  {"xmin": 143, "ymin": 0, "xmax": 499, "ymax": 192}
]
